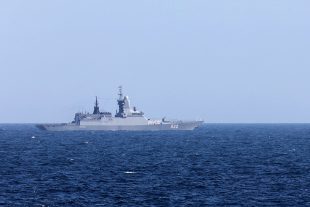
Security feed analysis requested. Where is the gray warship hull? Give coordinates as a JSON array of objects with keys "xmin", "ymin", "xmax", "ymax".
[
  {"xmin": 37, "ymin": 121, "xmax": 203, "ymax": 131},
  {"xmin": 37, "ymin": 87, "xmax": 204, "ymax": 132}
]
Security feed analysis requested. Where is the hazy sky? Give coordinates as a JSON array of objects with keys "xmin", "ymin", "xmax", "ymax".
[{"xmin": 1, "ymin": 0, "xmax": 310, "ymax": 123}]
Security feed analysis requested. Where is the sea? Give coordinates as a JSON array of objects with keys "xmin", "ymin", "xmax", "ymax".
[{"xmin": 0, "ymin": 124, "xmax": 309, "ymax": 206}]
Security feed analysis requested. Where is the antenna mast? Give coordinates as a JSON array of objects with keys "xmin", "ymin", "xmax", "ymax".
[
  {"xmin": 93, "ymin": 96, "xmax": 100, "ymax": 114},
  {"xmin": 116, "ymin": 86, "xmax": 125, "ymax": 117},
  {"xmin": 118, "ymin": 86, "xmax": 123, "ymax": 100}
]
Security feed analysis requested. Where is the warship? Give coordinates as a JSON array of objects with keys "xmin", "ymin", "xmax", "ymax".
[{"xmin": 37, "ymin": 87, "xmax": 203, "ymax": 131}]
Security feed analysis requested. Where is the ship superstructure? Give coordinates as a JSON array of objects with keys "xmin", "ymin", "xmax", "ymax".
[{"xmin": 37, "ymin": 87, "xmax": 203, "ymax": 131}]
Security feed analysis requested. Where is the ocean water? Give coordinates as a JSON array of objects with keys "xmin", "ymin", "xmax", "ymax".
[{"xmin": 0, "ymin": 124, "xmax": 310, "ymax": 206}]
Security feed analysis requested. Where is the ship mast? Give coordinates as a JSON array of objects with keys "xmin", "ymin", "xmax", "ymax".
[
  {"xmin": 93, "ymin": 96, "xmax": 100, "ymax": 114},
  {"xmin": 116, "ymin": 86, "xmax": 125, "ymax": 117},
  {"xmin": 118, "ymin": 86, "xmax": 123, "ymax": 100}
]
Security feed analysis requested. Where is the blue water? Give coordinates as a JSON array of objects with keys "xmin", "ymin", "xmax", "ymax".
[{"xmin": 0, "ymin": 124, "xmax": 310, "ymax": 206}]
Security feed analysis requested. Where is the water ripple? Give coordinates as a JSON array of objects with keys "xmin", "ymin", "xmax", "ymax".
[{"xmin": 0, "ymin": 124, "xmax": 310, "ymax": 206}]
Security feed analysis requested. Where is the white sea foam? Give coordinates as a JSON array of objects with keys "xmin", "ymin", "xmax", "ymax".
[
  {"xmin": 124, "ymin": 171, "xmax": 136, "ymax": 174},
  {"xmin": 31, "ymin": 136, "xmax": 36, "ymax": 139}
]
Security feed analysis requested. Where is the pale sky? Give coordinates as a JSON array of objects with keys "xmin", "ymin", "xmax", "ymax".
[{"xmin": 0, "ymin": 0, "xmax": 310, "ymax": 123}]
